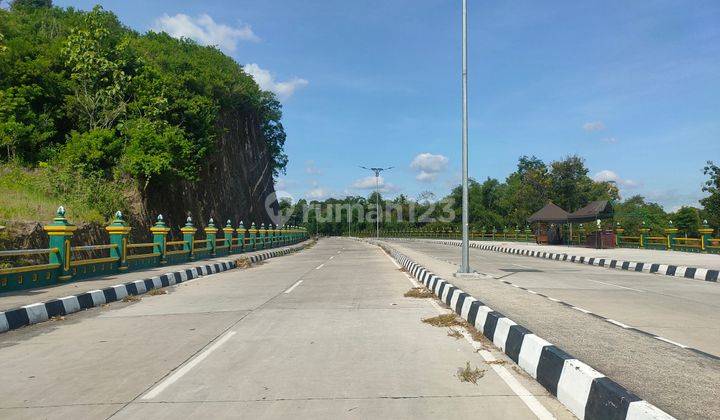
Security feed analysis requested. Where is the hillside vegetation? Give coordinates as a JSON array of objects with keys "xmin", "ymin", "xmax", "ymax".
[{"xmin": 0, "ymin": 1, "xmax": 286, "ymax": 228}]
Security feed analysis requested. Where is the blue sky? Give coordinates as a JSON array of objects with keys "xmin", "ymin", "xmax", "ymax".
[{"xmin": 55, "ymin": 0, "xmax": 720, "ymax": 210}]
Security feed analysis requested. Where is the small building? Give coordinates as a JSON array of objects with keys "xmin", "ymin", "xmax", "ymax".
[{"xmin": 527, "ymin": 201, "xmax": 569, "ymax": 244}]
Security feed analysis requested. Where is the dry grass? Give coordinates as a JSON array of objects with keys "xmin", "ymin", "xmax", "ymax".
[
  {"xmin": 147, "ymin": 289, "xmax": 167, "ymax": 296},
  {"xmin": 404, "ymin": 287, "xmax": 433, "ymax": 298},
  {"xmin": 235, "ymin": 257, "xmax": 251, "ymax": 268},
  {"xmin": 447, "ymin": 328, "xmax": 463, "ymax": 339},
  {"xmin": 398, "ymin": 266, "xmax": 408, "ymax": 273},
  {"xmin": 50, "ymin": 315, "xmax": 65, "ymax": 321},
  {"xmin": 486, "ymin": 359, "xmax": 506, "ymax": 365},
  {"xmin": 457, "ymin": 362, "xmax": 486, "ymax": 384},
  {"xmin": 422, "ymin": 313, "xmax": 464, "ymax": 328},
  {"xmin": 122, "ymin": 295, "xmax": 141, "ymax": 302}
]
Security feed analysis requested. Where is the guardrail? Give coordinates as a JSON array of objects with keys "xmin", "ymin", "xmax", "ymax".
[
  {"xmin": 615, "ymin": 223, "xmax": 719, "ymax": 254},
  {"xmin": 359, "ymin": 229, "xmax": 537, "ymax": 243},
  {"xmin": 0, "ymin": 207, "xmax": 309, "ymax": 293}
]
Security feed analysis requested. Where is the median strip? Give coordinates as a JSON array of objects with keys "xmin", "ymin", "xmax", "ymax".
[{"xmin": 375, "ymin": 240, "xmax": 675, "ymax": 420}]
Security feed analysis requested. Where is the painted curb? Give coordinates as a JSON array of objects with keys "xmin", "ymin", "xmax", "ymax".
[
  {"xmin": 393, "ymin": 238, "xmax": 719, "ymax": 283},
  {"xmin": 375, "ymin": 241, "xmax": 675, "ymax": 420},
  {"xmin": 0, "ymin": 241, "xmax": 313, "ymax": 334}
]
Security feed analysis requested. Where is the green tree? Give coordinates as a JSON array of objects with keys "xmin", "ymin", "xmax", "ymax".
[
  {"xmin": 614, "ymin": 195, "xmax": 667, "ymax": 234},
  {"xmin": 62, "ymin": 6, "xmax": 130, "ymax": 131},
  {"xmin": 11, "ymin": 0, "xmax": 52, "ymax": 8},
  {"xmin": 672, "ymin": 206, "xmax": 701, "ymax": 236},
  {"xmin": 700, "ymin": 161, "xmax": 720, "ymax": 229}
]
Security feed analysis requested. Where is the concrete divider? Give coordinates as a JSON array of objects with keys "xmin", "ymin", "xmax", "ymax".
[
  {"xmin": 391, "ymin": 238, "xmax": 719, "ymax": 283},
  {"xmin": 372, "ymin": 239, "xmax": 674, "ymax": 420}
]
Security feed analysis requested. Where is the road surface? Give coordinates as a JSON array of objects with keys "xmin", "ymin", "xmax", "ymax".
[{"xmin": 0, "ymin": 238, "xmax": 571, "ymax": 420}]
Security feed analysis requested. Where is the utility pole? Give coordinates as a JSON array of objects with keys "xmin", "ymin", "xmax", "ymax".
[
  {"xmin": 456, "ymin": 0, "xmax": 474, "ymax": 276},
  {"xmin": 360, "ymin": 166, "xmax": 393, "ymax": 239}
]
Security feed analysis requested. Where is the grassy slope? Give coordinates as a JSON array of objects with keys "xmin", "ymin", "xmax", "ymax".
[{"xmin": 0, "ymin": 163, "xmax": 106, "ymax": 225}]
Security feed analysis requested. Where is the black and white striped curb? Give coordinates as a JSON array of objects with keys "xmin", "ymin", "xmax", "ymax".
[
  {"xmin": 377, "ymin": 242, "xmax": 674, "ymax": 420},
  {"xmin": 430, "ymin": 251, "xmax": 720, "ymax": 362},
  {"xmin": 394, "ymin": 238, "xmax": 719, "ymax": 283},
  {"xmin": 0, "ymin": 241, "xmax": 313, "ymax": 334}
]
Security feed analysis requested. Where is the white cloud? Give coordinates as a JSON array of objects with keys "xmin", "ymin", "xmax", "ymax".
[
  {"xmin": 352, "ymin": 175, "xmax": 381, "ymax": 189},
  {"xmin": 583, "ymin": 121, "xmax": 605, "ymax": 131},
  {"xmin": 244, "ymin": 63, "xmax": 308, "ymax": 100},
  {"xmin": 600, "ymin": 137, "xmax": 618, "ymax": 144},
  {"xmin": 350, "ymin": 175, "xmax": 400, "ymax": 193},
  {"xmin": 592, "ymin": 170, "xmax": 640, "ymax": 188},
  {"xmin": 410, "ymin": 153, "xmax": 449, "ymax": 183},
  {"xmin": 306, "ymin": 187, "xmax": 330, "ymax": 199},
  {"xmin": 153, "ymin": 13, "xmax": 259, "ymax": 52},
  {"xmin": 305, "ymin": 160, "xmax": 321, "ymax": 175}
]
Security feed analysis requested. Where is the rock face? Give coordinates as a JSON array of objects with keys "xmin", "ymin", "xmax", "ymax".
[{"xmin": 141, "ymin": 109, "xmax": 277, "ymax": 234}]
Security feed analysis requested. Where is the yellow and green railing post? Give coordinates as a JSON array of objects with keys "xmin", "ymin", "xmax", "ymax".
[
  {"xmin": 615, "ymin": 222, "xmax": 624, "ymax": 247},
  {"xmin": 699, "ymin": 220, "xmax": 714, "ymax": 252},
  {"xmin": 43, "ymin": 206, "xmax": 77, "ymax": 282},
  {"xmin": 639, "ymin": 222, "xmax": 650, "ymax": 249},
  {"xmin": 236, "ymin": 221, "xmax": 247, "ymax": 252},
  {"xmin": 151, "ymin": 214, "xmax": 170, "ymax": 264},
  {"xmin": 223, "ymin": 220, "xmax": 235, "ymax": 254},
  {"xmin": 106, "ymin": 211, "xmax": 131, "ymax": 271},
  {"xmin": 249, "ymin": 222, "xmax": 258, "ymax": 250},
  {"xmin": 205, "ymin": 218, "xmax": 218, "ymax": 256},
  {"xmin": 665, "ymin": 221, "xmax": 678, "ymax": 250},
  {"xmin": 181, "ymin": 217, "xmax": 197, "ymax": 260}
]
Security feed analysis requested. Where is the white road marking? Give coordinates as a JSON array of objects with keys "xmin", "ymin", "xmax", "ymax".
[
  {"xmin": 142, "ymin": 331, "xmax": 237, "ymax": 400},
  {"xmin": 284, "ymin": 280, "xmax": 303, "ymax": 294},
  {"xmin": 606, "ymin": 319, "xmax": 632, "ymax": 329},
  {"xmin": 587, "ymin": 279, "xmax": 645, "ymax": 293},
  {"xmin": 655, "ymin": 336, "xmax": 688, "ymax": 348},
  {"xmin": 381, "ymin": 250, "xmax": 556, "ymax": 420},
  {"xmin": 329, "ymin": 256, "xmax": 334, "ymax": 260},
  {"xmin": 571, "ymin": 306, "xmax": 591, "ymax": 314},
  {"xmin": 512, "ymin": 263, "xmax": 533, "ymax": 269},
  {"xmin": 315, "ymin": 263, "xmax": 325, "ymax": 270}
]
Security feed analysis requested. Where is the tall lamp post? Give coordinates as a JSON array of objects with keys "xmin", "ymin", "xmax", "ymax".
[
  {"xmin": 360, "ymin": 166, "xmax": 393, "ymax": 238},
  {"xmin": 457, "ymin": 0, "xmax": 473, "ymax": 275}
]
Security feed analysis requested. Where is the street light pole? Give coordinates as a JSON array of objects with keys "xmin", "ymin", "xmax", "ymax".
[
  {"xmin": 360, "ymin": 166, "xmax": 393, "ymax": 239},
  {"xmin": 458, "ymin": 0, "xmax": 472, "ymax": 274}
]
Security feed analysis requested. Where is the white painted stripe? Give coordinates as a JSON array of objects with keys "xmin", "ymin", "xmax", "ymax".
[
  {"xmin": 0, "ymin": 313, "xmax": 9, "ymax": 332},
  {"xmin": 60, "ymin": 296, "xmax": 81, "ymax": 313},
  {"xmin": 133, "ymin": 280, "xmax": 147, "ymax": 294},
  {"xmin": 112, "ymin": 285, "xmax": 128, "ymax": 300},
  {"xmin": 606, "ymin": 319, "xmax": 632, "ymax": 329},
  {"xmin": 151, "ymin": 276, "xmax": 163, "ymax": 289},
  {"xmin": 474, "ymin": 306, "xmax": 492, "ymax": 331},
  {"xmin": 23, "ymin": 303, "xmax": 49, "ymax": 324},
  {"xmin": 518, "ymin": 334, "xmax": 552, "ymax": 379},
  {"xmin": 626, "ymin": 400, "xmax": 674, "ymax": 420},
  {"xmin": 88, "ymin": 290, "xmax": 106, "ymax": 306},
  {"xmin": 493, "ymin": 318, "xmax": 516, "ymax": 351},
  {"xmin": 655, "ymin": 336, "xmax": 688, "ymax": 348},
  {"xmin": 142, "ymin": 330, "xmax": 237, "ymax": 399},
  {"xmin": 586, "ymin": 279, "xmax": 645, "ymax": 293},
  {"xmin": 315, "ymin": 263, "xmax": 325, "ymax": 270},
  {"xmin": 557, "ymin": 359, "xmax": 604, "ymax": 418},
  {"xmin": 284, "ymin": 280, "xmax": 303, "ymax": 294},
  {"xmin": 694, "ymin": 268, "xmax": 708, "ymax": 280},
  {"xmin": 527, "ymin": 290, "xmax": 538, "ymax": 294},
  {"xmin": 674, "ymin": 267, "xmax": 687, "ymax": 278},
  {"xmin": 571, "ymin": 306, "xmax": 591, "ymax": 314}
]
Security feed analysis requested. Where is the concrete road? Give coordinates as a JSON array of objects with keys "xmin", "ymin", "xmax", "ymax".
[
  {"xmin": 383, "ymin": 239, "xmax": 720, "ymax": 419},
  {"xmin": 390, "ymin": 239, "xmax": 720, "ymax": 356},
  {"xmin": 0, "ymin": 238, "xmax": 571, "ymax": 420}
]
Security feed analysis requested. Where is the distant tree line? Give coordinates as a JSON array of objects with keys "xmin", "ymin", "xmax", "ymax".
[{"xmin": 285, "ymin": 156, "xmax": 719, "ymax": 238}]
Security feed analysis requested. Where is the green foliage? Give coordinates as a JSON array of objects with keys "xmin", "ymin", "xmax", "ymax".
[
  {"xmin": 700, "ymin": 161, "xmax": 720, "ymax": 229},
  {"xmin": 671, "ymin": 206, "xmax": 701, "ymax": 235},
  {"xmin": 0, "ymin": 4, "xmax": 288, "ymax": 213},
  {"xmin": 11, "ymin": 0, "xmax": 52, "ymax": 8},
  {"xmin": 614, "ymin": 195, "xmax": 667, "ymax": 234}
]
